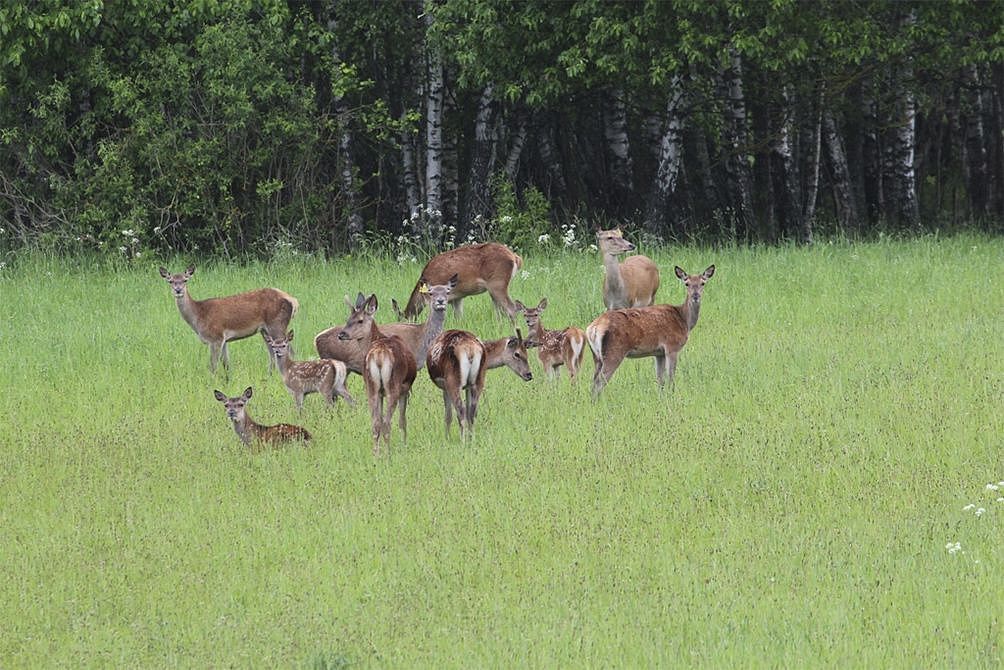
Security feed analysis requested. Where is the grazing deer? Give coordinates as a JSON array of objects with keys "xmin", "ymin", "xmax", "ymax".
[
  {"xmin": 596, "ymin": 227, "xmax": 660, "ymax": 310},
  {"xmin": 514, "ymin": 298, "xmax": 586, "ymax": 381},
  {"xmin": 402, "ymin": 243, "xmax": 522, "ymax": 320},
  {"xmin": 214, "ymin": 387, "xmax": 312, "ymax": 447},
  {"xmin": 586, "ymin": 265, "xmax": 715, "ymax": 398},
  {"xmin": 481, "ymin": 330, "xmax": 534, "ymax": 379},
  {"xmin": 159, "ymin": 265, "xmax": 298, "ymax": 377},
  {"xmin": 264, "ymin": 330, "xmax": 354, "ymax": 410},
  {"xmin": 338, "ymin": 294, "xmax": 417, "ymax": 455},
  {"xmin": 314, "ymin": 276, "xmax": 456, "ymax": 371}
]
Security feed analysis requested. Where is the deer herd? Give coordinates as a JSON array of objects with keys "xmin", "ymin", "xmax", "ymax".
[{"xmin": 160, "ymin": 232, "xmax": 714, "ymax": 455}]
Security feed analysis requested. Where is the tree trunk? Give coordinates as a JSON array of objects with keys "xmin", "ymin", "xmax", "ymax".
[
  {"xmin": 401, "ymin": 108, "xmax": 422, "ymax": 221},
  {"xmin": 464, "ymin": 84, "xmax": 498, "ymax": 229},
  {"xmin": 860, "ymin": 80, "xmax": 884, "ymax": 225},
  {"xmin": 603, "ymin": 88, "xmax": 633, "ymax": 209},
  {"xmin": 769, "ymin": 85, "xmax": 801, "ymax": 242},
  {"xmin": 423, "ymin": 5, "xmax": 445, "ymax": 243},
  {"xmin": 537, "ymin": 113, "xmax": 567, "ymax": 197},
  {"xmin": 328, "ymin": 15, "xmax": 363, "ymax": 247},
  {"xmin": 800, "ymin": 90, "xmax": 821, "ymax": 244},
  {"xmin": 645, "ymin": 75, "xmax": 685, "ymax": 237},
  {"xmin": 723, "ymin": 49, "xmax": 755, "ymax": 239},
  {"xmin": 883, "ymin": 63, "xmax": 920, "ymax": 228},
  {"xmin": 962, "ymin": 64, "xmax": 989, "ymax": 217},
  {"xmin": 504, "ymin": 110, "xmax": 528, "ymax": 183},
  {"xmin": 991, "ymin": 63, "xmax": 1004, "ymax": 216},
  {"xmin": 823, "ymin": 109, "xmax": 859, "ymax": 232}
]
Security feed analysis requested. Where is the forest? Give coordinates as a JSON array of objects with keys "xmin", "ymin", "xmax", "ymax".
[{"xmin": 1, "ymin": 0, "xmax": 1003, "ymax": 256}]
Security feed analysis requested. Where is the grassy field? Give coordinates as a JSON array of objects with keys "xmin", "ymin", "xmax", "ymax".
[{"xmin": 1, "ymin": 235, "xmax": 1002, "ymax": 667}]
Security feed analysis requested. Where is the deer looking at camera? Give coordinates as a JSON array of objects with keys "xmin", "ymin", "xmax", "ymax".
[
  {"xmin": 586, "ymin": 265, "xmax": 715, "ymax": 398},
  {"xmin": 314, "ymin": 276, "xmax": 456, "ymax": 373},
  {"xmin": 159, "ymin": 266, "xmax": 298, "ymax": 377},
  {"xmin": 515, "ymin": 298, "xmax": 586, "ymax": 381},
  {"xmin": 214, "ymin": 387, "xmax": 312, "ymax": 447},
  {"xmin": 402, "ymin": 243, "xmax": 522, "ymax": 321},
  {"xmin": 426, "ymin": 328, "xmax": 532, "ymax": 438},
  {"xmin": 337, "ymin": 294, "xmax": 417, "ymax": 455},
  {"xmin": 264, "ymin": 330, "xmax": 354, "ymax": 410},
  {"xmin": 595, "ymin": 228, "xmax": 660, "ymax": 310}
]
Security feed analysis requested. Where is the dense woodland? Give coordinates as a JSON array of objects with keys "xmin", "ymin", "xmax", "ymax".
[{"xmin": 2, "ymin": 1, "xmax": 1003, "ymax": 257}]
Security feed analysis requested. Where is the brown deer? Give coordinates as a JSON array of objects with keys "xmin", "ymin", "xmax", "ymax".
[
  {"xmin": 264, "ymin": 330, "xmax": 354, "ymax": 410},
  {"xmin": 596, "ymin": 228, "xmax": 660, "ymax": 310},
  {"xmin": 159, "ymin": 265, "xmax": 298, "ymax": 377},
  {"xmin": 425, "ymin": 328, "xmax": 533, "ymax": 438},
  {"xmin": 213, "ymin": 387, "xmax": 312, "ymax": 447},
  {"xmin": 338, "ymin": 294, "xmax": 417, "ymax": 455},
  {"xmin": 402, "ymin": 243, "xmax": 522, "ymax": 320},
  {"xmin": 586, "ymin": 265, "xmax": 714, "ymax": 398},
  {"xmin": 314, "ymin": 276, "xmax": 456, "ymax": 371},
  {"xmin": 481, "ymin": 331, "xmax": 534, "ymax": 379},
  {"xmin": 514, "ymin": 298, "xmax": 586, "ymax": 381}
]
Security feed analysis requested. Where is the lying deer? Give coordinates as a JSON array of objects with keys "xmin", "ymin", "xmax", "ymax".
[
  {"xmin": 425, "ymin": 328, "xmax": 532, "ymax": 438},
  {"xmin": 264, "ymin": 330, "xmax": 354, "ymax": 410},
  {"xmin": 315, "ymin": 276, "xmax": 456, "ymax": 371},
  {"xmin": 586, "ymin": 265, "xmax": 715, "ymax": 398},
  {"xmin": 338, "ymin": 294, "xmax": 417, "ymax": 455},
  {"xmin": 515, "ymin": 298, "xmax": 586, "ymax": 381},
  {"xmin": 596, "ymin": 227, "xmax": 660, "ymax": 310},
  {"xmin": 160, "ymin": 265, "xmax": 298, "ymax": 376},
  {"xmin": 402, "ymin": 243, "xmax": 522, "ymax": 321},
  {"xmin": 214, "ymin": 387, "xmax": 312, "ymax": 447}
]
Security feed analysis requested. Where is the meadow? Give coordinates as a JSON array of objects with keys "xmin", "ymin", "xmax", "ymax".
[{"xmin": 1, "ymin": 235, "xmax": 1002, "ymax": 667}]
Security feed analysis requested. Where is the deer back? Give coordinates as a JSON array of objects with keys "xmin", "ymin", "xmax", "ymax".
[
  {"xmin": 588, "ymin": 305, "xmax": 689, "ymax": 358},
  {"xmin": 194, "ymin": 288, "xmax": 297, "ymax": 340},
  {"xmin": 252, "ymin": 422, "xmax": 312, "ymax": 444},
  {"xmin": 616, "ymin": 255, "xmax": 660, "ymax": 307},
  {"xmin": 404, "ymin": 243, "xmax": 521, "ymax": 317}
]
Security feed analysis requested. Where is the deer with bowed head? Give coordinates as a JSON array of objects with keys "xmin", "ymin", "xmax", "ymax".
[
  {"xmin": 595, "ymin": 227, "xmax": 660, "ymax": 310},
  {"xmin": 214, "ymin": 387, "xmax": 311, "ymax": 448},
  {"xmin": 337, "ymin": 294, "xmax": 417, "ymax": 455},
  {"xmin": 159, "ymin": 265, "xmax": 297, "ymax": 377},
  {"xmin": 426, "ymin": 329, "xmax": 533, "ymax": 439},
  {"xmin": 264, "ymin": 330, "xmax": 354, "ymax": 410},
  {"xmin": 514, "ymin": 298, "xmax": 586, "ymax": 381},
  {"xmin": 586, "ymin": 264, "xmax": 715, "ymax": 398}
]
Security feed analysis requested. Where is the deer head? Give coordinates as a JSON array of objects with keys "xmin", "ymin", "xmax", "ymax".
[
  {"xmin": 338, "ymin": 294, "xmax": 378, "ymax": 341},
  {"xmin": 214, "ymin": 386, "xmax": 253, "ymax": 422},
  {"xmin": 505, "ymin": 329, "xmax": 533, "ymax": 381},
  {"xmin": 514, "ymin": 298, "xmax": 548, "ymax": 332},
  {"xmin": 674, "ymin": 265, "xmax": 716, "ymax": 306},
  {"xmin": 159, "ymin": 265, "xmax": 196, "ymax": 299},
  {"xmin": 265, "ymin": 330, "xmax": 293, "ymax": 359},
  {"xmin": 418, "ymin": 273, "xmax": 458, "ymax": 313},
  {"xmin": 595, "ymin": 228, "xmax": 635, "ymax": 256}
]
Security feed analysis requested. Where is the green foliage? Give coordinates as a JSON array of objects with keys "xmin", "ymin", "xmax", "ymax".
[{"xmin": 492, "ymin": 177, "xmax": 552, "ymax": 252}]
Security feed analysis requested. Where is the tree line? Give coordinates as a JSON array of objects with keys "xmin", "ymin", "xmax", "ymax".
[{"xmin": 1, "ymin": 0, "xmax": 1003, "ymax": 257}]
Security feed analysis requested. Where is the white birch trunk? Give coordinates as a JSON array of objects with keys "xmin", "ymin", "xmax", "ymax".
[
  {"xmin": 423, "ymin": 6, "xmax": 444, "ymax": 242},
  {"xmin": 645, "ymin": 75, "xmax": 685, "ymax": 233},
  {"xmin": 822, "ymin": 109, "xmax": 859, "ymax": 231},
  {"xmin": 603, "ymin": 88, "xmax": 633, "ymax": 193}
]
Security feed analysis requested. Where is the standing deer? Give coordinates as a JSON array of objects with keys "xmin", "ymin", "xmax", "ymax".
[
  {"xmin": 402, "ymin": 243, "xmax": 522, "ymax": 320},
  {"xmin": 596, "ymin": 228, "xmax": 660, "ymax": 310},
  {"xmin": 425, "ymin": 328, "xmax": 532, "ymax": 438},
  {"xmin": 264, "ymin": 330, "xmax": 354, "ymax": 410},
  {"xmin": 514, "ymin": 298, "xmax": 586, "ymax": 381},
  {"xmin": 214, "ymin": 387, "xmax": 312, "ymax": 447},
  {"xmin": 338, "ymin": 294, "xmax": 417, "ymax": 455},
  {"xmin": 159, "ymin": 265, "xmax": 298, "ymax": 377},
  {"xmin": 314, "ymin": 276, "xmax": 456, "ymax": 371},
  {"xmin": 586, "ymin": 265, "xmax": 715, "ymax": 398}
]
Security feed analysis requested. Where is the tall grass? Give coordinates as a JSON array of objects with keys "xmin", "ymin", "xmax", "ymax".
[{"xmin": 1, "ymin": 236, "xmax": 1002, "ymax": 667}]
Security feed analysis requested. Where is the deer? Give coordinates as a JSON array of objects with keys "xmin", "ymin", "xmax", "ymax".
[
  {"xmin": 586, "ymin": 265, "xmax": 715, "ymax": 399},
  {"xmin": 213, "ymin": 387, "xmax": 312, "ymax": 448},
  {"xmin": 314, "ymin": 276, "xmax": 457, "ymax": 372},
  {"xmin": 402, "ymin": 243, "xmax": 522, "ymax": 321},
  {"xmin": 514, "ymin": 298, "xmax": 586, "ymax": 381},
  {"xmin": 595, "ymin": 227, "xmax": 660, "ymax": 310},
  {"xmin": 159, "ymin": 265, "xmax": 298, "ymax": 377},
  {"xmin": 425, "ymin": 328, "xmax": 533, "ymax": 438},
  {"xmin": 264, "ymin": 330, "xmax": 354, "ymax": 410},
  {"xmin": 337, "ymin": 294, "xmax": 417, "ymax": 455}
]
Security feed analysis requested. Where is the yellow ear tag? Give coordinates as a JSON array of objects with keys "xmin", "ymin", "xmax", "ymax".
[{"xmin": 419, "ymin": 283, "xmax": 430, "ymax": 294}]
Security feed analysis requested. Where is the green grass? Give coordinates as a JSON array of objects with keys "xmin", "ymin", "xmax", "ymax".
[{"xmin": 1, "ymin": 235, "xmax": 1002, "ymax": 667}]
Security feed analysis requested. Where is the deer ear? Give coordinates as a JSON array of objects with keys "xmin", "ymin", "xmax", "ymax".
[
  {"xmin": 355, "ymin": 292, "xmax": 366, "ymax": 309},
  {"xmin": 674, "ymin": 266, "xmax": 688, "ymax": 281},
  {"xmin": 365, "ymin": 294, "xmax": 378, "ymax": 314},
  {"xmin": 185, "ymin": 265, "xmax": 196, "ymax": 277},
  {"xmin": 514, "ymin": 300, "xmax": 526, "ymax": 312},
  {"xmin": 213, "ymin": 390, "xmax": 226, "ymax": 402},
  {"xmin": 243, "ymin": 387, "xmax": 253, "ymax": 399},
  {"xmin": 538, "ymin": 297, "xmax": 548, "ymax": 310},
  {"xmin": 287, "ymin": 329, "xmax": 294, "ymax": 341},
  {"xmin": 448, "ymin": 273, "xmax": 459, "ymax": 289},
  {"xmin": 702, "ymin": 265, "xmax": 716, "ymax": 279},
  {"xmin": 159, "ymin": 267, "xmax": 169, "ymax": 278}
]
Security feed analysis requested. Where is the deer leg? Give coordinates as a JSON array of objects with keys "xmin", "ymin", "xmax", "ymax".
[
  {"xmin": 487, "ymin": 287, "xmax": 516, "ymax": 323},
  {"xmin": 655, "ymin": 355, "xmax": 667, "ymax": 387},
  {"xmin": 396, "ymin": 390, "xmax": 410, "ymax": 446},
  {"xmin": 666, "ymin": 352, "xmax": 679, "ymax": 390},
  {"xmin": 467, "ymin": 384, "xmax": 482, "ymax": 438},
  {"xmin": 591, "ymin": 351, "xmax": 626, "ymax": 400},
  {"xmin": 208, "ymin": 342, "xmax": 222, "ymax": 374},
  {"xmin": 221, "ymin": 340, "xmax": 232, "ymax": 374},
  {"xmin": 336, "ymin": 385, "xmax": 356, "ymax": 407},
  {"xmin": 442, "ymin": 389, "xmax": 454, "ymax": 437},
  {"xmin": 368, "ymin": 390, "xmax": 383, "ymax": 455}
]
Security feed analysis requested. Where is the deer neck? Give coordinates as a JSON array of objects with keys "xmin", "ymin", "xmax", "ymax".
[
  {"xmin": 602, "ymin": 252, "xmax": 625, "ymax": 291},
  {"xmin": 482, "ymin": 338, "xmax": 507, "ymax": 370},
  {"xmin": 175, "ymin": 287, "xmax": 203, "ymax": 330},
  {"xmin": 232, "ymin": 415, "xmax": 253, "ymax": 445},
  {"xmin": 679, "ymin": 298, "xmax": 701, "ymax": 332},
  {"xmin": 274, "ymin": 352, "xmax": 293, "ymax": 378},
  {"xmin": 417, "ymin": 308, "xmax": 447, "ymax": 365},
  {"xmin": 528, "ymin": 320, "xmax": 547, "ymax": 344}
]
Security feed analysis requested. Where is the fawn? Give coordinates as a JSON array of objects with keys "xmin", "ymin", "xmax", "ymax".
[
  {"xmin": 264, "ymin": 330, "xmax": 354, "ymax": 410},
  {"xmin": 515, "ymin": 298, "xmax": 586, "ymax": 381},
  {"xmin": 214, "ymin": 387, "xmax": 312, "ymax": 447}
]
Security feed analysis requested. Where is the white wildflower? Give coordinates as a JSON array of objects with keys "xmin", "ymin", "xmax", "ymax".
[
  {"xmin": 500, "ymin": 215, "xmax": 513, "ymax": 224},
  {"xmin": 520, "ymin": 270, "xmax": 530, "ymax": 280},
  {"xmin": 537, "ymin": 233, "xmax": 550, "ymax": 244},
  {"xmin": 987, "ymin": 484, "xmax": 999, "ymax": 491},
  {"xmin": 996, "ymin": 497, "xmax": 1004, "ymax": 503},
  {"xmin": 588, "ymin": 243, "xmax": 598, "ymax": 252},
  {"xmin": 153, "ymin": 226, "xmax": 161, "ymax": 234},
  {"xmin": 998, "ymin": 481, "xmax": 1004, "ymax": 487},
  {"xmin": 963, "ymin": 504, "xmax": 976, "ymax": 511},
  {"xmin": 0, "ymin": 262, "xmax": 6, "ymax": 270},
  {"xmin": 120, "ymin": 229, "xmax": 135, "ymax": 237},
  {"xmin": 946, "ymin": 542, "xmax": 962, "ymax": 554},
  {"xmin": 131, "ymin": 237, "xmax": 139, "ymax": 245},
  {"xmin": 118, "ymin": 246, "xmax": 127, "ymax": 253},
  {"xmin": 975, "ymin": 507, "xmax": 986, "ymax": 517}
]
